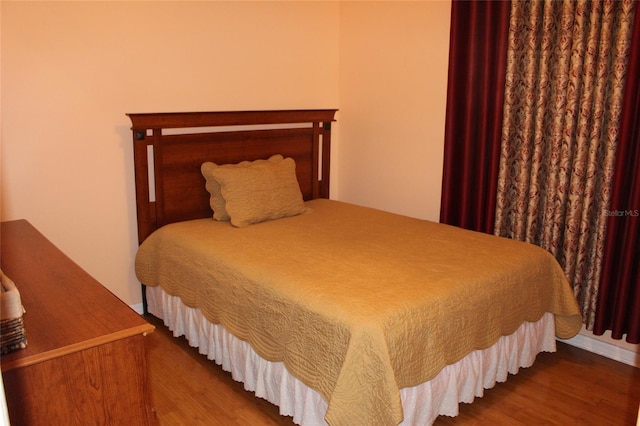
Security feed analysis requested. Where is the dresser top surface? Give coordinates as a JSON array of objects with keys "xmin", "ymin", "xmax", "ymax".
[{"xmin": 1, "ymin": 220, "xmax": 153, "ymax": 371}]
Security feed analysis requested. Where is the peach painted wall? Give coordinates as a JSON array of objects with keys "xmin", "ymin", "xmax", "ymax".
[
  {"xmin": 338, "ymin": 1, "xmax": 451, "ymax": 221},
  {"xmin": 1, "ymin": 1, "xmax": 340, "ymax": 306},
  {"xmin": 1, "ymin": 1, "xmax": 453, "ymax": 307}
]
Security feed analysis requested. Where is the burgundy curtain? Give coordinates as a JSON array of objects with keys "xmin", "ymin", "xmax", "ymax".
[
  {"xmin": 594, "ymin": 4, "xmax": 640, "ymax": 344},
  {"xmin": 439, "ymin": 0, "xmax": 511, "ymax": 234}
]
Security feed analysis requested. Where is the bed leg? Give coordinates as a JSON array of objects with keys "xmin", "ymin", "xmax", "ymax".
[{"xmin": 141, "ymin": 284, "xmax": 149, "ymax": 315}]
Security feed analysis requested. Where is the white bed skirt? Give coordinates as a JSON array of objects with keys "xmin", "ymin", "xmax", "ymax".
[{"xmin": 146, "ymin": 285, "xmax": 556, "ymax": 425}]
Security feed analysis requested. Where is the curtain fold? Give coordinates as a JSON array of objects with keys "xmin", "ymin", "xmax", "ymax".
[
  {"xmin": 443, "ymin": 0, "xmax": 638, "ymax": 342},
  {"xmin": 494, "ymin": 0, "xmax": 636, "ymax": 331},
  {"xmin": 595, "ymin": 2, "xmax": 640, "ymax": 344},
  {"xmin": 439, "ymin": 0, "xmax": 511, "ymax": 234}
]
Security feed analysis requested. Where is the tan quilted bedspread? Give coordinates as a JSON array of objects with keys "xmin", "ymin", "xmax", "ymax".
[{"xmin": 135, "ymin": 199, "xmax": 582, "ymax": 426}]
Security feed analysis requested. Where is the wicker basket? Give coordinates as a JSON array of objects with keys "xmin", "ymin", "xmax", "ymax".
[{"xmin": 1, "ymin": 270, "xmax": 27, "ymax": 354}]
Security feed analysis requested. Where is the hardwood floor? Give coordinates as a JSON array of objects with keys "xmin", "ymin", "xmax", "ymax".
[{"xmin": 144, "ymin": 314, "xmax": 639, "ymax": 425}]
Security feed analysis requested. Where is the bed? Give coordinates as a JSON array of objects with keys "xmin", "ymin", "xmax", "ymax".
[{"xmin": 128, "ymin": 109, "xmax": 582, "ymax": 426}]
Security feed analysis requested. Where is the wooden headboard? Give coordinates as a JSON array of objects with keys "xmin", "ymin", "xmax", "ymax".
[{"xmin": 128, "ymin": 110, "xmax": 338, "ymax": 244}]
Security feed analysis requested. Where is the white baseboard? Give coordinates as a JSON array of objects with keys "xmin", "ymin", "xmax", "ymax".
[
  {"xmin": 561, "ymin": 333, "xmax": 639, "ymax": 368},
  {"xmin": 131, "ymin": 303, "xmax": 144, "ymax": 315}
]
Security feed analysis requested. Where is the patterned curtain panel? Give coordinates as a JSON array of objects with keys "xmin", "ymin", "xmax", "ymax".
[
  {"xmin": 596, "ymin": 2, "xmax": 640, "ymax": 344},
  {"xmin": 494, "ymin": 0, "xmax": 636, "ymax": 327}
]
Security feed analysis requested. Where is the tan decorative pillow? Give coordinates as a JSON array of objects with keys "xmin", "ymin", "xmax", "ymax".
[
  {"xmin": 210, "ymin": 157, "xmax": 308, "ymax": 227},
  {"xmin": 201, "ymin": 155, "xmax": 283, "ymax": 221}
]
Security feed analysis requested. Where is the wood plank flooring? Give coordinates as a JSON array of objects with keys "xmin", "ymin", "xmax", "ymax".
[{"xmin": 144, "ymin": 314, "xmax": 639, "ymax": 425}]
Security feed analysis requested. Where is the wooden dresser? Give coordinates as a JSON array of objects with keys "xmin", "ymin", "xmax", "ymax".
[{"xmin": 0, "ymin": 220, "xmax": 157, "ymax": 425}]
